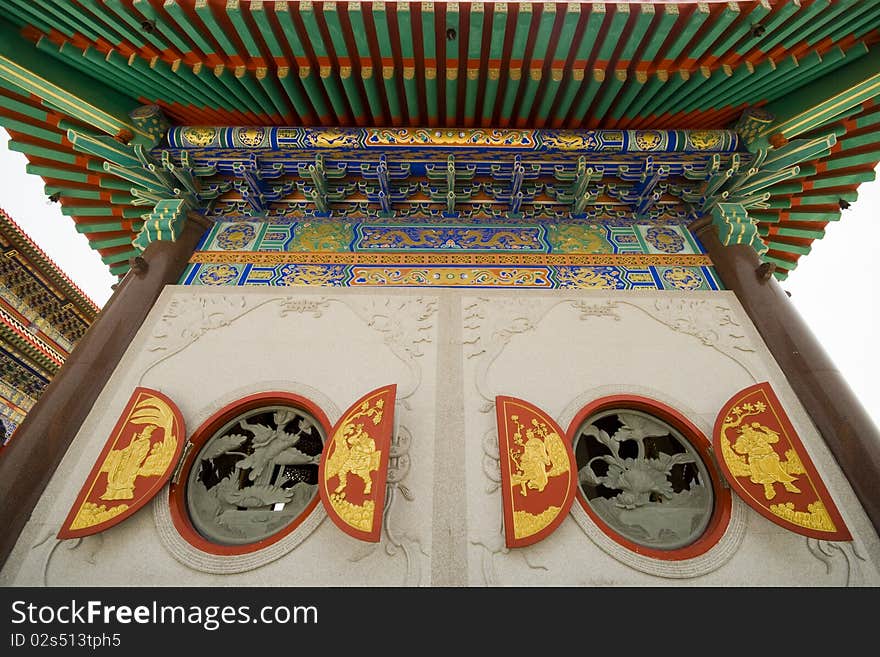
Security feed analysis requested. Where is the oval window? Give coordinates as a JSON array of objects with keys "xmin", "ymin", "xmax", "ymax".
[
  {"xmin": 569, "ymin": 396, "xmax": 730, "ymax": 559},
  {"xmin": 170, "ymin": 393, "xmax": 329, "ymax": 555}
]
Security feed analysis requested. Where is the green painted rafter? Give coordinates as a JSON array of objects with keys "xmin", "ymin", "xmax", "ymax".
[
  {"xmin": 480, "ymin": 2, "xmax": 507, "ymax": 126},
  {"xmin": 499, "ymin": 3, "xmax": 532, "ymax": 127},
  {"xmin": 372, "ymin": 2, "xmax": 401, "ymax": 125},
  {"xmin": 0, "ymin": 19, "xmax": 146, "ymax": 142},
  {"xmin": 536, "ymin": 3, "xmax": 580, "ymax": 127},
  {"xmin": 762, "ymin": 42, "xmax": 880, "ymax": 140}
]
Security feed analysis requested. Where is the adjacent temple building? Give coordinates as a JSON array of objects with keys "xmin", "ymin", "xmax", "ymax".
[
  {"xmin": 0, "ymin": 1, "xmax": 878, "ymax": 586},
  {"xmin": 0, "ymin": 208, "xmax": 97, "ymax": 447}
]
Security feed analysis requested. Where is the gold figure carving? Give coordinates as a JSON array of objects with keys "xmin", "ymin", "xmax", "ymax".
[
  {"xmin": 508, "ymin": 415, "xmax": 570, "ymax": 496},
  {"xmin": 720, "ymin": 402, "xmax": 806, "ymax": 501},
  {"xmin": 732, "ymin": 423, "xmax": 803, "ymax": 499},
  {"xmin": 98, "ymin": 395, "xmax": 178, "ymax": 501},
  {"xmin": 324, "ymin": 399, "xmax": 384, "ymax": 497}
]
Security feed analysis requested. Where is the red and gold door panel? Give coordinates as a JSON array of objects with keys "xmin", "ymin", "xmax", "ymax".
[
  {"xmin": 713, "ymin": 382, "xmax": 851, "ymax": 541},
  {"xmin": 319, "ymin": 384, "xmax": 397, "ymax": 542},
  {"xmin": 58, "ymin": 387, "xmax": 186, "ymax": 540},
  {"xmin": 495, "ymin": 396, "xmax": 578, "ymax": 548}
]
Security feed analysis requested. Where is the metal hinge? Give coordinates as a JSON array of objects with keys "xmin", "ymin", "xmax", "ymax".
[{"xmin": 171, "ymin": 440, "xmax": 194, "ymax": 486}]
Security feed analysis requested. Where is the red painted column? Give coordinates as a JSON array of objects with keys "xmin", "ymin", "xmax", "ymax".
[
  {"xmin": 0, "ymin": 215, "xmax": 209, "ymax": 569},
  {"xmin": 692, "ymin": 218, "xmax": 880, "ymax": 537}
]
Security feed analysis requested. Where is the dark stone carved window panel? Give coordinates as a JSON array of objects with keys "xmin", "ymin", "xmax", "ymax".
[
  {"xmin": 568, "ymin": 395, "xmax": 732, "ymax": 561},
  {"xmin": 170, "ymin": 393, "xmax": 330, "ymax": 555}
]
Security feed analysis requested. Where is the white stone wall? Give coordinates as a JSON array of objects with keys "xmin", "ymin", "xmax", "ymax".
[{"xmin": 2, "ymin": 286, "xmax": 878, "ymax": 586}]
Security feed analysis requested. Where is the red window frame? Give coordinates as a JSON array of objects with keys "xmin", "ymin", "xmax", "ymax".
[
  {"xmin": 565, "ymin": 394, "xmax": 732, "ymax": 561},
  {"xmin": 169, "ymin": 391, "xmax": 331, "ymax": 556}
]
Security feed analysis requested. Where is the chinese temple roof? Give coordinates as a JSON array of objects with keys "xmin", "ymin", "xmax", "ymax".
[
  {"xmin": 0, "ymin": 207, "xmax": 97, "ymax": 384},
  {"xmin": 0, "ymin": 1, "xmax": 878, "ymax": 278},
  {"xmin": 0, "ymin": 208, "xmax": 98, "ymax": 325}
]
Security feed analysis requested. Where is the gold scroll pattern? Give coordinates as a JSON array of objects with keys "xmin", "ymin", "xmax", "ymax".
[
  {"xmin": 366, "ymin": 128, "xmax": 535, "ymax": 148},
  {"xmin": 190, "ymin": 251, "xmax": 712, "ymax": 267},
  {"xmin": 352, "ymin": 267, "xmax": 551, "ymax": 288}
]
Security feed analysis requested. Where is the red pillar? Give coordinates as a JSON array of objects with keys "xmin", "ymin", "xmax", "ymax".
[{"xmin": 692, "ymin": 218, "xmax": 880, "ymax": 537}]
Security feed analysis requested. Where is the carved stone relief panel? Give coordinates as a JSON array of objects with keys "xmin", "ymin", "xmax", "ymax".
[
  {"xmin": 462, "ymin": 289, "xmax": 876, "ymax": 585},
  {"xmin": 5, "ymin": 288, "xmax": 438, "ymax": 586}
]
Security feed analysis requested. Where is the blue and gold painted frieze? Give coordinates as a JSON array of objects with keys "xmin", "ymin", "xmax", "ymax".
[
  {"xmin": 186, "ymin": 220, "xmax": 717, "ymax": 291},
  {"xmin": 181, "ymin": 259, "xmax": 719, "ymax": 291},
  {"xmin": 169, "ymin": 127, "xmax": 740, "ymax": 154},
  {"xmin": 198, "ymin": 220, "xmax": 704, "ymax": 256},
  {"xmin": 203, "ymin": 202, "xmax": 700, "ymax": 224},
  {"xmin": 354, "ymin": 225, "xmax": 548, "ymax": 251},
  {"xmin": 181, "ymin": 250, "xmax": 720, "ymax": 291}
]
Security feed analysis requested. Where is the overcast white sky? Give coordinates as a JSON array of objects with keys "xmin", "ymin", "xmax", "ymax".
[{"xmin": 0, "ymin": 129, "xmax": 877, "ymax": 428}]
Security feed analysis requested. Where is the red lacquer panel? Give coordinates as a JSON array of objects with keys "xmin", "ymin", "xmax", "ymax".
[
  {"xmin": 58, "ymin": 387, "xmax": 185, "ymax": 540},
  {"xmin": 714, "ymin": 382, "xmax": 851, "ymax": 541},
  {"xmin": 319, "ymin": 384, "xmax": 397, "ymax": 542},
  {"xmin": 495, "ymin": 396, "xmax": 578, "ymax": 548}
]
